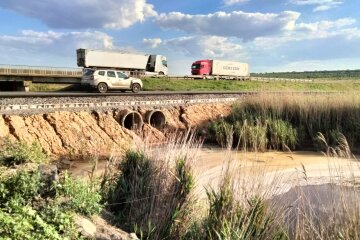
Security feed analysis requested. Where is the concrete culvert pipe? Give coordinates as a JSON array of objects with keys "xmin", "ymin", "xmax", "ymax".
[
  {"xmin": 118, "ymin": 110, "xmax": 143, "ymax": 130},
  {"xmin": 146, "ymin": 110, "xmax": 166, "ymax": 129}
]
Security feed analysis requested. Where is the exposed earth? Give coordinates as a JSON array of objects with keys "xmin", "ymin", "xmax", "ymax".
[{"xmin": 0, "ymin": 103, "xmax": 232, "ymax": 156}]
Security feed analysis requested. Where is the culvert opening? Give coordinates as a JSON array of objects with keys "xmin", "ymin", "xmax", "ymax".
[
  {"xmin": 146, "ymin": 110, "xmax": 166, "ymax": 129},
  {"xmin": 121, "ymin": 111, "xmax": 143, "ymax": 130}
]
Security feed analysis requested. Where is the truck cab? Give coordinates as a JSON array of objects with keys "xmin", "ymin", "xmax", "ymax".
[
  {"xmin": 81, "ymin": 69, "xmax": 143, "ymax": 93},
  {"xmin": 191, "ymin": 60, "xmax": 212, "ymax": 76},
  {"xmin": 147, "ymin": 55, "xmax": 168, "ymax": 75}
]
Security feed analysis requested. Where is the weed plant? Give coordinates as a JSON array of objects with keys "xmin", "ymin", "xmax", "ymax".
[
  {"xmin": 0, "ymin": 139, "xmax": 48, "ymax": 166},
  {"xmin": 0, "ymin": 167, "xmax": 102, "ymax": 239}
]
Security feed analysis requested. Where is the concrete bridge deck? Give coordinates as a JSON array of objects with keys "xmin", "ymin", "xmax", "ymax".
[{"xmin": 0, "ymin": 65, "xmax": 83, "ymax": 91}]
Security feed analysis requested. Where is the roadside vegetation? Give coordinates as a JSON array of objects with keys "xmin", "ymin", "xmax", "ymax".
[
  {"xmin": 29, "ymin": 83, "xmax": 73, "ymax": 92},
  {"xmin": 142, "ymin": 77, "xmax": 360, "ymax": 92},
  {"xmin": 0, "ymin": 139, "xmax": 102, "ymax": 239},
  {"xmin": 0, "ymin": 130, "xmax": 359, "ymax": 239},
  {"xmin": 100, "ymin": 134, "xmax": 359, "ymax": 239},
  {"xmin": 209, "ymin": 93, "xmax": 360, "ymax": 151},
  {"xmin": 28, "ymin": 77, "xmax": 360, "ymax": 92}
]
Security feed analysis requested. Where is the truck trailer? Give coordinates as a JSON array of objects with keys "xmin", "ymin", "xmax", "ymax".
[
  {"xmin": 191, "ymin": 59, "xmax": 249, "ymax": 79},
  {"xmin": 77, "ymin": 49, "xmax": 168, "ymax": 75}
]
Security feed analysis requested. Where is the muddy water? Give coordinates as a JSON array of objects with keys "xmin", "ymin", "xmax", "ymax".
[{"xmin": 192, "ymin": 146, "xmax": 360, "ymax": 198}]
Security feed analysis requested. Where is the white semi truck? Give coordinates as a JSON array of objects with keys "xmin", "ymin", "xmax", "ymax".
[{"xmin": 76, "ymin": 49, "xmax": 168, "ymax": 75}]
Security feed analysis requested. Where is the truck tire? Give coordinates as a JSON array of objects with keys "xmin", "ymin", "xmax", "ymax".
[
  {"xmin": 97, "ymin": 82, "xmax": 108, "ymax": 93},
  {"xmin": 158, "ymin": 71, "xmax": 164, "ymax": 75},
  {"xmin": 131, "ymin": 83, "xmax": 141, "ymax": 93}
]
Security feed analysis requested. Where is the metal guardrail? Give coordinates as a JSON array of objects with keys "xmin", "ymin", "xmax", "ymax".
[
  {"xmin": 0, "ymin": 64, "xmax": 83, "ymax": 77},
  {"xmin": 149, "ymin": 75, "xmax": 314, "ymax": 83},
  {"xmin": 250, "ymin": 77, "xmax": 314, "ymax": 83}
]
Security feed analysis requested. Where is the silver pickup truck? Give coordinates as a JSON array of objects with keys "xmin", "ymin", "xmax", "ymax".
[{"xmin": 81, "ymin": 69, "xmax": 143, "ymax": 93}]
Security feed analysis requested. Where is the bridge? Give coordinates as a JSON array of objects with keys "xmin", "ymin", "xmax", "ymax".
[{"xmin": 0, "ymin": 65, "xmax": 82, "ymax": 91}]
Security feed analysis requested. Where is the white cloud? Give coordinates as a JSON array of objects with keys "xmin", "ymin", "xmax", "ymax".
[
  {"xmin": 223, "ymin": 0, "xmax": 249, "ymax": 6},
  {"xmin": 249, "ymin": 17, "xmax": 360, "ymax": 70},
  {"xmin": 291, "ymin": 0, "xmax": 343, "ymax": 12},
  {"xmin": 0, "ymin": 30, "xmax": 115, "ymax": 52},
  {"xmin": 0, "ymin": 30, "xmax": 117, "ymax": 66},
  {"xmin": 143, "ymin": 38, "xmax": 162, "ymax": 48},
  {"xmin": 253, "ymin": 18, "xmax": 358, "ymax": 49},
  {"xmin": 156, "ymin": 11, "xmax": 300, "ymax": 40},
  {"xmin": 155, "ymin": 36, "xmax": 244, "ymax": 59},
  {"xmin": 0, "ymin": 0, "xmax": 157, "ymax": 29}
]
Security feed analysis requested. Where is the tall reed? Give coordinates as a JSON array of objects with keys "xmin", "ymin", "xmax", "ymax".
[
  {"xmin": 212, "ymin": 93, "xmax": 360, "ymax": 151},
  {"xmin": 103, "ymin": 132, "xmax": 199, "ymax": 239}
]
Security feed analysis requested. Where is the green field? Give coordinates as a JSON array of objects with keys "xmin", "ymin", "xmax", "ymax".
[{"xmin": 142, "ymin": 77, "xmax": 360, "ymax": 92}]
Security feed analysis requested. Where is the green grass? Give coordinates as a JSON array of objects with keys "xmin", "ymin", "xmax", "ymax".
[
  {"xmin": 142, "ymin": 77, "xmax": 360, "ymax": 92},
  {"xmin": 30, "ymin": 83, "xmax": 74, "ymax": 92},
  {"xmin": 28, "ymin": 78, "xmax": 360, "ymax": 92}
]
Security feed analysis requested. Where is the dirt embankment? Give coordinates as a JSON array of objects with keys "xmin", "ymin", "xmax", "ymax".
[{"xmin": 0, "ymin": 103, "xmax": 232, "ymax": 157}]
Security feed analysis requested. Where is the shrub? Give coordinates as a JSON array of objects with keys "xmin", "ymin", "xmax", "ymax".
[
  {"xmin": 56, "ymin": 172, "xmax": 103, "ymax": 216},
  {"xmin": 0, "ymin": 170, "xmax": 44, "ymax": 206},
  {"xmin": 0, "ymin": 168, "xmax": 102, "ymax": 239},
  {"xmin": 0, "ymin": 139, "xmax": 48, "ymax": 166},
  {"xmin": 106, "ymin": 149, "xmax": 195, "ymax": 239},
  {"xmin": 0, "ymin": 205, "xmax": 63, "ymax": 240}
]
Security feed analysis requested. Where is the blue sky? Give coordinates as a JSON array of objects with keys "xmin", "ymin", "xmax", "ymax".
[{"xmin": 0, "ymin": 0, "xmax": 359, "ymax": 74}]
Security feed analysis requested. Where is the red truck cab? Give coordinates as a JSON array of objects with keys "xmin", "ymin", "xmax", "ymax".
[{"xmin": 191, "ymin": 59, "xmax": 212, "ymax": 76}]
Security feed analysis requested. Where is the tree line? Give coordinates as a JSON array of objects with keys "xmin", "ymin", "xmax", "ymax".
[{"xmin": 251, "ymin": 70, "xmax": 360, "ymax": 79}]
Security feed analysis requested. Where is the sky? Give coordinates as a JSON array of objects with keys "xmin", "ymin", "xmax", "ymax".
[{"xmin": 0, "ymin": 0, "xmax": 359, "ymax": 74}]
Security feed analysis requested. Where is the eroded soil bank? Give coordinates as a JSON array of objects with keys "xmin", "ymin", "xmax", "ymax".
[{"xmin": 0, "ymin": 103, "xmax": 232, "ymax": 157}]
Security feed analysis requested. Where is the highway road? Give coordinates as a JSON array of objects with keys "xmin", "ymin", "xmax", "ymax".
[{"xmin": 0, "ymin": 90, "xmax": 336, "ymax": 98}]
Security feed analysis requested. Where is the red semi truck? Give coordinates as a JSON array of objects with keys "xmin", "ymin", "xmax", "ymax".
[{"xmin": 191, "ymin": 59, "xmax": 249, "ymax": 80}]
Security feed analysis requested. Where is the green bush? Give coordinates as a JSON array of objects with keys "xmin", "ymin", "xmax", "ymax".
[
  {"xmin": 0, "ymin": 205, "xmax": 63, "ymax": 240},
  {"xmin": 56, "ymin": 172, "xmax": 103, "ymax": 216},
  {"xmin": 0, "ymin": 170, "xmax": 44, "ymax": 206},
  {"xmin": 107, "ymin": 150, "xmax": 153, "ymax": 227},
  {"xmin": 39, "ymin": 204, "xmax": 78, "ymax": 239},
  {"xmin": 0, "ymin": 168, "xmax": 102, "ymax": 239},
  {"xmin": 106, "ymin": 150, "xmax": 195, "ymax": 239},
  {"xmin": 0, "ymin": 140, "xmax": 48, "ymax": 166}
]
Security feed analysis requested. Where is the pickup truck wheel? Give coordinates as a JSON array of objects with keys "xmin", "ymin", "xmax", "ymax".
[
  {"xmin": 97, "ymin": 82, "xmax": 108, "ymax": 93},
  {"xmin": 131, "ymin": 83, "xmax": 141, "ymax": 93}
]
